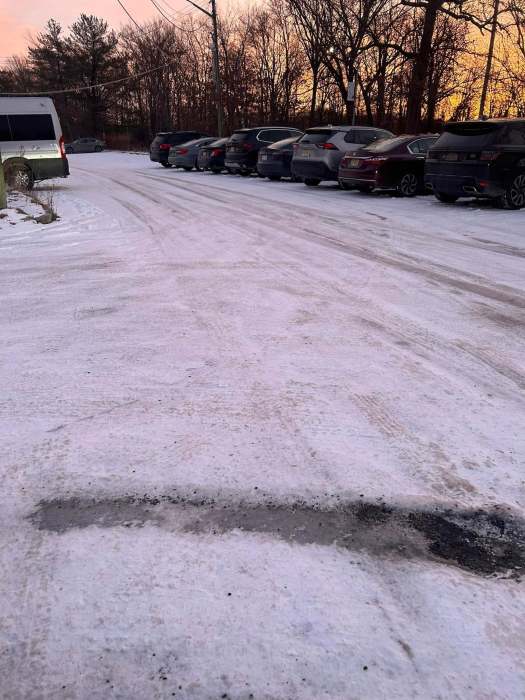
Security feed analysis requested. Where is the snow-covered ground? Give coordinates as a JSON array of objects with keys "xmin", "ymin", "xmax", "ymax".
[{"xmin": 1, "ymin": 152, "xmax": 524, "ymax": 699}]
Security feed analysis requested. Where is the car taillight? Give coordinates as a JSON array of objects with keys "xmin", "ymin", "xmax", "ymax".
[
  {"xmin": 159, "ymin": 143, "xmax": 171, "ymax": 150},
  {"xmin": 293, "ymin": 143, "xmax": 300, "ymax": 150},
  {"xmin": 242, "ymin": 143, "xmax": 253, "ymax": 151},
  {"xmin": 480, "ymin": 151, "xmax": 498, "ymax": 161},
  {"xmin": 211, "ymin": 148, "xmax": 222, "ymax": 157},
  {"xmin": 178, "ymin": 148, "xmax": 188, "ymax": 155},
  {"xmin": 59, "ymin": 135, "xmax": 66, "ymax": 158},
  {"xmin": 316, "ymin": 142, "xmax": 338, "ymax": 150}
]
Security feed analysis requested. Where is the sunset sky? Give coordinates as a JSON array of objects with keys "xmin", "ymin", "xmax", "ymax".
[{"xmin": 0, "ymin": 0, "xmax": 199, "ymax": 56}]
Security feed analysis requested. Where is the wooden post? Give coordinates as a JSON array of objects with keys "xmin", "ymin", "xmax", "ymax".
[{"xmin": 0, "ymin": 153, "xmax": 6, "ymax": 210}]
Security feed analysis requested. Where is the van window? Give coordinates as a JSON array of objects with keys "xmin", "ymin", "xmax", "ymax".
[
  {"xmin": 0, "ymin": 115, "xmax": 11, "ymax": 141},
  {"xmin": 8, "ymin": 114, "xmax": 55, "ymax": 141}
]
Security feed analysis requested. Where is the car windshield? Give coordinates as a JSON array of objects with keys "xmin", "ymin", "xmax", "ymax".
[
  {"xmin": 301, "ymin": 130, "xmax": 338, "ymax": 143},
  {"xmin": 361, "ymin": 136, "xmax": 411, "ymax": 153},
  {"xmin": 435, "ymin": 123, "xmax": 503, "ymax": 149}
]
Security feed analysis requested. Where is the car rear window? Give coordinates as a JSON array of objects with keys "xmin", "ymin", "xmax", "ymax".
[
  {"xmin": 230, "ymin": 132, "xmax": 252, "ymax": 143},
  {"xmin": 8, "ymin": 114, "xmax": 55, "ymax": 141},
  {"xmin": 269, "ymin": 136, "xmax": 301, "ymax": 150},
  {"xmin": 301, "ymin": 130, "xmax": 338, "ymax": 144},
  {"xmin": 210, "ymin": 137, "xmax": 228, "ymax": 147},
  {"xmin": 362, "ymin": 136, "xmax": 411, "ymax": 153},
  {"xmin": 435, "ymin": 123, "xmax": 503, "ymax": 150}
]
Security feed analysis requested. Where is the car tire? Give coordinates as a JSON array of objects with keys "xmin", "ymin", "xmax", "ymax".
[
  {"xmin": 240, "ymin": 170, "xmax": 251, "ymax": 177},
  {"xmin": 211, "ymin": 168, "xmax": 223, "ymax": 174},
  {"xmin": 94, "ymin": 146, "xmax": 103, "ymax": 153},
  {"xmin": 339, "ymin": 181, "xmax": 351, "ymax": 190},
  {"xmin": 161, "ymin": 162, "xmax": 172, "ymax": 168},
  {"xmin": 304, "ymin": 178, "xmax": 320, "ymax": 187},
  {"xmin": 435, "ymin": 192, "xmax": 458, "ymax": 204},
  {"xmin": 356, "ymin": 185, "xmax": 373, "ymax": 193},
  {"xmin": 291, "ymin": 175, "xmax": 301, "ymax": 183},
  {"xmin": 4, "ymin": 163, "xmax": 34, "ymax": 191},
  {"xmin": 65, "ymin": 146, "xmax": 73, "ymax": 154},
  {"xmin": 397, "ymin": 172, "xmax": 419, "ymax": 197},
  {"xmin": 183, "ymin": 166, "xmax": 193, "ymax": 172},
  {"xmin": 268, "ymin": 175, "xmax": 281, "ymax": 181},
  {"xmin": 496, "ymin": 173, "xmax": 525, "ymax": 210}
]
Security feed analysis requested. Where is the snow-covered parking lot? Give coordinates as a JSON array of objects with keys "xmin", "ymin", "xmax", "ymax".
[{"xmin": 1, "ymin": 151, "xmax": 525, "ymax": 699}]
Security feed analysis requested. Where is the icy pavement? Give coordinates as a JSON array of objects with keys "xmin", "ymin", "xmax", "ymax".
[{"xmin": 1, "ymin": 152, "xmax": 524, "ymax": 699}]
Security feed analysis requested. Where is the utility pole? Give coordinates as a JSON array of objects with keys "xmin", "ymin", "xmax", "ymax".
[
  {"xmin": 185, "ymin": 0, "xmax": 225, "ymax": 136},
  {"xmin": 479, "ymin": 0, "xmax": 500, "ymax": 119}
]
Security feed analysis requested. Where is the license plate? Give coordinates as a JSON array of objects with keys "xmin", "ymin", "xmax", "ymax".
[
  {"xmin": 349, "ymin": 159, "xmax": 360, "ymax": 167},
  {"xmin": 301, "ymin": 150, "xmax": 311, "ymax": 158},
  {"xmin": 260, "ymin": 154, "xmax": 268, "ymax": 161}
]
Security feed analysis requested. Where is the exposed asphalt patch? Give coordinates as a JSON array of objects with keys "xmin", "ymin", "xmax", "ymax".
[{"xmin": 30, "ymin": 495, "xmax": 525, "ymax": 579}]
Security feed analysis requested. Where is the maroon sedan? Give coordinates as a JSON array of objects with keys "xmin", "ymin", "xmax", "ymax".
[{"xmin": 338, "ymin": 134, "xmax": 438, "ymax": 196}]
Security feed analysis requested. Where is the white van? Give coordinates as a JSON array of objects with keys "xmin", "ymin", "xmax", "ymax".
[{"xmin": 0, "ymin": 97, "xmax": 69, "ymax": 190}]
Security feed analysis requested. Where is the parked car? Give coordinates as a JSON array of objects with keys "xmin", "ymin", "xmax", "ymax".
[
  {"xmin": 65, "ymin": 137, "xmax": 105, "ymax": 153},
  {"xmin": 292, "ymin": 126, "xmax": 394, "ymax": 187},
  {"xmin": 225, "ymin": 127, "xmax": 303, "ymax": 175},
  {"xmin": 425, "ymin": 118, "xmax": 525, "ymax": 209},
  {"xmin": 168, "ymin": 136, "xmax": 218, "ymax": 170},
  {"xmin": 150, "ymin": 130, "xmax": 207, "ymax": 168},
  {"xmin": 197, "ymin": 137, "xmax": 229, "ymax": 173},
  {"xmin": 257, "ymin": 134, "xmax": 304, "ymax": 181},
  {"xmin": 0, "ymin": 96, "xmax": 69, "ymax": 190},
  {"xmin": 338, "ymin": 134, "xmax": 438, "ymax": 195}
]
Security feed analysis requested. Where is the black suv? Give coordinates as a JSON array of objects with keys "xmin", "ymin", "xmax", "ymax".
[
  {"xmin": 225, "ymin": 127, "xmax": 303, "ymax": 175},
  {"xmin": 150, "ymin": 130, "xmax": 207, "ymax": 168},
  {"xmin": 425, "ymin": 119, "xmax": 525, "ymax": 209}
]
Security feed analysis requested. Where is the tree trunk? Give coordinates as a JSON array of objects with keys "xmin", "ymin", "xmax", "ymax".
[{"xmin": 405, "ymin": 0, "xmax": 441, "ymax": 133}]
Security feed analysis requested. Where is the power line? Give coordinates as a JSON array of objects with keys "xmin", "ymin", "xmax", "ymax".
[
  {"xmin": 148, "ymin": 0, "xmax": 201, "ymax": 32},
  {"xmin": 0, "ymin": 60, "xmax": 176, "ymax": 96}
]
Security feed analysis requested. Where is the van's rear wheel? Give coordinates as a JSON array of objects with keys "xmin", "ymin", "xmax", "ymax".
[
  {"xmin": 435, "ymin": 192, "xmax": 458, "ymax": 204},
  {"xmin": 5, "ymin": 163, "xmax": 34, "ymax": 191},
  {"xmin": 496, "ymin": 173, "xmax": 525, "ymax": 210},
  {"xmin": 304, "ymin": 178, "xmax": 320, "ymax": 187}
]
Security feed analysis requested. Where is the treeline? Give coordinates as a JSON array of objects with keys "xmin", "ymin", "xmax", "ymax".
[{"xmin": 0, "ymin": 0, "xmax": 524, "ymax": 146}]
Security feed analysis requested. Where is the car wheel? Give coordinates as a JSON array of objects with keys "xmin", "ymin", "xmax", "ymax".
[
  {"xmin": 496, "ymin": 173, "xmax": 525, "ymax": 210},
  {"xmin": 291, "ymin": 175, "xmax": 302, "ymax": 183},
  {"xmin": 304, "ymin": 178, "xmax": 320, "ymax": 187},
  {"xmin": 339, "ymin": 181, "xmax": 351, "ymax": 190},
  {"xmin": 397, "ymin": 172, "xmax": 418, "ymax": 197},
  {"xmin": 211, "ymin": 167, "xmax": 223, "ymax": 174},
  {"xmin": 225, "ymin": 168, "xmax": 235, "ymax": 175},
  {"xmin": 161, "ymin": 162, "xmax": 172, "ymax": 168},
  {"xmin": 65, "ymin": 146, "xmax": 73, "ymax": 154},
  {"xmin": 5, "ymin": 163, "xmax": 34, "ymax": 191},
  {"xmin": 94, "ymin": 146, "xmax": 103, "ymax": 152},
  {"xmin": 268, "ymin": 175, "xmax": 281, "ymax": 181},
  {"xmin": 183, "ymin": 166, "xmax": 193, "ymax": 172},
  {"xmin": 240, "ymin": 170, "xmax": 251, "ymax": 177},
  {"xmin": 435, "ymin": 192, "xmax": 458, "ymax": 204},
  {"xmin": 356, "ymin": 185, "xmax": 373, "ymax": 193}
]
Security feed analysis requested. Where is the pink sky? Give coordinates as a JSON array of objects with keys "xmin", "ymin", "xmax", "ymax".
[{"xmin": 0, "ymin": 0, "xmax": 191, "ymax": 55}]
